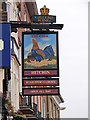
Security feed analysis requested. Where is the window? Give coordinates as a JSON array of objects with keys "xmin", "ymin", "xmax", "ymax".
[
  {"xmin": 19, "ymin": 47, "xmax": 22, "ymax": 93},
  {"xmin": 35, "ymin": 96, "xmax": 37, "ymax": 104},
  {"xmin": 56, "ymin": 109, "xmax": 58, "ymax": 120},
  {"xmin": 26, "ymin": 96, "xmax": 28, "ymax": 105},
  {"xmin": 55, "ymin": 104, "xmax": 56, "ymax": 118},
  {"xmin": 17, "ymin": 3, "xmax": 21, "ymax": 21},
  {"xmin": 1, "ymin": 2, "xmax": 7, "ymax": 22},
  {"xmin": 7, "ymin": 2, "xmax": 11, "ymax": 22},
  {"xmin": 50, "ymin": 99, "xmax": 53, "ymax": 118},
  {"xmin": 24, "ymin": 6, "xmax": 26, "ymax": 31},
  {"xmin": 14, "ymin": 74, "xmax": 19, "ymax": 110},
  {"xmin": 11, "ymin": 37, "xmax": 19, "ymax": 59},
  {"xmin": 13, "ymin": 2, "xmax": 17, "ymax": 21},
  {"xmin": 32, "ymin": 96, "xmax": 33, "ymax": 107},
  {"xmin": 2, "ymin": 2, "xmax": 6, "ymax": 11},
  {"xmin": 7, "ymin": 72, "xmax": 13, "ymax": 103},
  {"xmin": 14, "ymin": 60, "xmax": 19, "ymax": 110},
  {"xmin": 24, "ymin": 6, "xmax": 26, "ymax": 21},
  {"xmin": 38, "ymin": 96, "xmax": 40, "ymax": 111},
  {"xmin": 28, "ymin": 96, "xmax": 32, "ymax": 106},
  {"xmin": 41, "ymin": 96, "xmax": 43, "ymax": 117},
  {"xmin": 7, "ymin": 79, "xmax": 11, "ymax": 101},
  {"xmin": 14, "ymin": 42, "xmax": 19, "ymax": 58},
  {"xmin": 54, "ymin": 104, "xmax": 56, "ymax": 118},
  {"xmin": 44, "ymin": 100, "xmax": 46, "ymax": 118}
]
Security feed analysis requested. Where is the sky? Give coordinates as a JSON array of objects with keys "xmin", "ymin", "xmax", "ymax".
[{"xmin": 36, "ymin": 0, "xmax": 88, "ymax": 118}]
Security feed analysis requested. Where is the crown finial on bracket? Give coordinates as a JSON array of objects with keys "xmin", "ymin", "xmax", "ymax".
[{"xmin": 40, "ymin": 5, "xmax": 49, "ymax": 15}]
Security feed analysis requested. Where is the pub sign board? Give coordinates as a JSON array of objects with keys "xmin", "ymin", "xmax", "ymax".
[
  {"xmin": 0, "ymin": 24, "xmax": 11, "ymax": 68},
  {"xmin": 22, "ymin": 87, "xmax": 60, "ymax": 96},
  {"xmin": 22, "ymin": 78, "xmax": 59, "ymax": 86},
  {"xmin": 33, "ymin": 15, "xmax": 56, "ymax": 23},
  {"xmin": 22, "ymin": 31, "xmax": 59, "ymax": 77}
]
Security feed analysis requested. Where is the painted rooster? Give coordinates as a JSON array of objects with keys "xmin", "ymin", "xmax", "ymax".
[{"xmin": 27, "ymin": 38, "xmax": 54, "ymax": 62}]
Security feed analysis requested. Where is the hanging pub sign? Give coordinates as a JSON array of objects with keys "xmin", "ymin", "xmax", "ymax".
[
  {"xmin": 22, "ymin": 31, "xmax": 59, "ymax": 77},
  {"xmin": 22, "ymin": 87, "xmax": 60, "ymax": 96},
  {"xmin": 22, "ymin": 78, "xmax": 59, "ymax": 86},
  {"xmin": 0, "ymin": 24, "xmax": 11, "ymax": 68}
]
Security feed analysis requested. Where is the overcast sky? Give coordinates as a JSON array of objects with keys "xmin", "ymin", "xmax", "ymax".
[{"xmin": 36, "ymin": 0, "xmax": 88, "ymax": 118}]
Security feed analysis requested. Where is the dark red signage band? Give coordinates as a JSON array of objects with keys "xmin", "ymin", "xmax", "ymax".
[
  {"xmin": 24, "ymin": 70, "xmax": 57, "ymax": 76},
  {"xmin": 22, "ymin": 87, "xmax": 60, "ymax": 96},
  {"xmin": 23, "ymin": 79, "xmax": 59, "ymax": 86}
]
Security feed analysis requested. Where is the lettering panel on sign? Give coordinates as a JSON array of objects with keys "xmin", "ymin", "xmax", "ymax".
[
  {"xmin": 22, "ymin": 87, "xmax": 60, "ymax": 96},
  {"xmin": 24, "ymin": 70, "xmax": 58, "ymax": 76},
  {"xmin": 33, "ymin": 15, "xmax": 56, "ymax": 23},
  {"xmin": 22, "ymin": 78, "xmax": 59, "ymax": 86}
]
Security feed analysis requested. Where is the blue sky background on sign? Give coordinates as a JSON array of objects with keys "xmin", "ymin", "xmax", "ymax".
[
  {"xmin": 0, "ymin": 24, "xmax": 11, "ymax": 68},
  {"xmin": 24, "ymin": 34, "xmax": 56, "ymax": 57}
]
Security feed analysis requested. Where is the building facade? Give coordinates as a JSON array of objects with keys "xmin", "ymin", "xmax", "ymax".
[
  {"xmin": 48, "ymin": 96, "xmax": 64, "ymax": 119},
  {"xmin": 0, "ymin": 1, "xmax": 64, "ymax": 119}
]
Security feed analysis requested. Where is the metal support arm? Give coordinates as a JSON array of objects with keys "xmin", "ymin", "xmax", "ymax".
[{"xmin": 9, "ymin": 21, "xmax": 64, "ymax": 32}]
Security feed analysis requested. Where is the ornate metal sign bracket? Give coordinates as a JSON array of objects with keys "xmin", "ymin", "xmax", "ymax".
[{"xmin": 8, "ymin": 21, "xmax": 64, "ymax": 33}]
